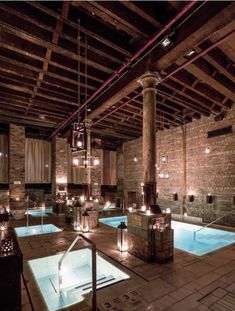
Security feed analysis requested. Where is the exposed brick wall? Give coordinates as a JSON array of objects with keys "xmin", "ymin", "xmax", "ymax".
[
  {"xmin": 91, "ymin": 148, "xmax": 102, "ymax": 197},
  {"xmin": 9, "ymin": 124, "xmax": 25, "ymax": 209},
  {"xmin": 116, "ymin": 145, "xmax": 124, "ymax": 197},
  {"xmin": 52, "ymin": 136, "xmax": 69, "ymax": 198},
  {"xmin": 121, "ymin": 106, "xmax": 235, "ymax": 226}
]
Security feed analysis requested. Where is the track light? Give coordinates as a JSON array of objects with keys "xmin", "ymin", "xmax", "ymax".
[
  {"xmin": 185, "ymin": 49, "xmax": 197, "ymax": 58},
  {"xmin": 161, "ymin": 35, "xmax": 174, "ymax": 50}
]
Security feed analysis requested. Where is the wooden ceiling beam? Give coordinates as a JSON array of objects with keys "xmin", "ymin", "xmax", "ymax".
[
  {"xmin": 74, "ymin": 1, "xmax": 149, "ymax": 41},
  {"xmin": 179, "ymin": 59, "xmax": 235, "ymax": 102},
  {"xmin": 27, "ymin": 1, "xmax": 132, "ymax": 57},
  {"xmin": 0, "ymin": 22, "xmax": 113, "ymax": 75},
  {"xmin": 120, "ymin": 1, "xmax": 162, "ymax": 29},
  {"xmin": 88, "ymin": 2, "xmax": 235, "ymax": 121}
]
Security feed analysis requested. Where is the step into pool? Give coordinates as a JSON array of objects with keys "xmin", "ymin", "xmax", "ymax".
[
  {"xmin": 28, "ymin": 248, "xmax": 129, "ymax": 311},
  {"xmin": 99, "ymin": 216, "xmax": 235, "ymax": 256},
  {"xmin": 15, "ymin": 224, "xmax": 61, "ymax": 237}
]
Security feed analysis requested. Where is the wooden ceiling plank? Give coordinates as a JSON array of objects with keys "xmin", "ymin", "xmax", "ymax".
[
  {"xmin": 0, "ymin": 22, "xmax": 113, "ymax": 74},
  {"xmin": 26, "ymin": 1, "xmax": 132, "ymax": 57},
  {"xmin": 121, "ymin": 1, "xmax": 162, "ymax": 29},
  {"xmin": 74, "ymin": 1, "xmax": 148, "ymax": 40}
]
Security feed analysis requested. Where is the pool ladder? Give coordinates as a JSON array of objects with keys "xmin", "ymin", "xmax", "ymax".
[
  {"xmin": 58, "ymin": 234, "xmax": 97, "ymax": 311},
  {"xmin": 193, "ymin": 212, "xmax": 234, "ymax": 240}
]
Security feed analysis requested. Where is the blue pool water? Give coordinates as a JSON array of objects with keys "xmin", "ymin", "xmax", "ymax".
[
  {"xmin": 99, "ymin": 216, "xmax": 235, "ymax": 256},
  {"xmin": 25, "ymin": 208, "xmax": 53, "ymax": 217},
  {"xmin": 29, "ymin": 248, "xmax": 129, "ymax": 311},
  {"xmin": 15, "ymin": 224, "xmax": 61, "ymax": 237}
]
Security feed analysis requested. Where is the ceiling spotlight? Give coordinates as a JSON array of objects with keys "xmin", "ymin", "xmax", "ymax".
[
  {"xmin": 87, "ymin": 108, "xmax": 92, "ymax": 112},
  {"xmin": 161, "ymin": 36, "xmax": 174, "ymax": 50},
  {"xmin": 111, "ymin": 105, "xmax": 116, "ymax": 109},
  {"xmin": 39, "ymin": 114, "xmax": 46, "ymax": 120},
  {"xmin": 185, "ymin": 49, "xmax": 197, "ymax": 58}
]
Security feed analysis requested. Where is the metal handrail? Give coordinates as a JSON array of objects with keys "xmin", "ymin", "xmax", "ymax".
[
  {"xmin": 58, "ymin": 234, "xmax": 97, "ymax": 311},
  {"xmin": 193, "ymin": 213, "xmax": 233, "ymax": 240}
]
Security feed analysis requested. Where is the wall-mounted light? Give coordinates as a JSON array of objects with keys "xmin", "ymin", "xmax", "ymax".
[
  {"xmin": 173, "ymin": 192, "xmax": 178, "ymax": 201},
  {"xmin": 134, "ymin": 156, "xmax": 138, "ymax": 162},
  {"xmin": 188, "ymin": 194, "xmax": 194, "ymax": 202},
  {"xmin": 206, "ymin": 194, "xmax": 213, "ymax": 204},
  {"xmin": 141, "ymin": 205, "xmax": 146, "ymax": 212},
  {"xmin": 205, "ymin": 145, "xmax": 211, "ymax": 154},
  {"xmin": 166, "ymin": 207, "xmax": 171, "ymax": 214}
]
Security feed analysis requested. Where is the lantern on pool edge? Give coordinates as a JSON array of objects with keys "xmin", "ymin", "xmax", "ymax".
[
  {"xmin": 82, "ymin": 211, "xmax": 90, "ymax": 232},
  {"xmin": 117, "ymin": 222, "xmax": 128, "ymax": 252}
]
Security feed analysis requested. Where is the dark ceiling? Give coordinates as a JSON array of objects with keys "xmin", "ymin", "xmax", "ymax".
[{"xmin": 0, "ymin": 1, "xmax": 234, "ymax": 147}]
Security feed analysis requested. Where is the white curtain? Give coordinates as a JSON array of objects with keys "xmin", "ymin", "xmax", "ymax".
[
  {"xmin": 25, "ymin": 139, "xmax": 51, "ymax": 183},
  {"xmin": 68, "ymin": 149, "xmax": 87, "ymax": 184},
  {"xmin": 0, "ymin": 135, "xmax": 8, "ymax": 183}
]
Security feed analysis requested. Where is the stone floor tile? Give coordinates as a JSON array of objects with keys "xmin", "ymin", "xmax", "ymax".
[
  {"xmin": 195, "ymin": 271, "xmax": 221, "ymax": 287},
  {"xmin": 161, "ymin": 268, "xmax": 196, "ymax": 287},
  {"xmin": 170, "ymin": 292, "xmax": 203, "ymax": 311},
  {"xmin": 184, "ymin": 261, "xmax": 216, "ymax": 276},
  {"xmin": 200, "ymin": 294, "xmax": 220, "ymax": 306}
]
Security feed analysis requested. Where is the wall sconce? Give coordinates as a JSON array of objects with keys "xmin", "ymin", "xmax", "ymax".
[
  {"xmin": 134, "ymin": 155, "xmax": 138, "ymax": 162},
  {"xmin": 161, "ymin": 153, "xmax": 168, "ymax": 163},
  {"xmin": 206, "ymin": 194, "xmax": 213, "ymax": 204},
  {"xmin": 173, "ymin": 192, "xmax": 178, "ymax": 201},
  {"xmin": 117, "ymin": 222, "xmax": 128, "ymax": 252},
  {"xmin": 188, "ymin": 194, "xmax": 194, "ymax": 202},
  {"xmin": 205, "ymin": 145, "xmax": 211, "ymax": 154},
  {"xmin": 81, "ymin": 211, "xmax": 90, "ymax": 233},
  {"xmin": 141, "ymin": 205, "xmax": 146, "ymax": 212}
]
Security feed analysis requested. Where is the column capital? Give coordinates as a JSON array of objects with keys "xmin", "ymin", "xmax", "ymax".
[
  {"xmin": 138, "ymin": 71, "xmax": 162, "ymax": 89},
  {"xmin": 85, "ymin": 118, "xmax": 92, "ymax": 128}
]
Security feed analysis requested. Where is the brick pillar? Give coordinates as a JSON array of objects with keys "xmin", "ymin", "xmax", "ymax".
[
  {"xmin": 52, "ymin": 136, "xmax": 69, "ymax": 199},
  {"xmin": 9, "ymin": 124, "xmax": 25, "ymax": 209},
  {"xmin": 138, "ymin": 71, "xmax": 161, "ymax": 208}
]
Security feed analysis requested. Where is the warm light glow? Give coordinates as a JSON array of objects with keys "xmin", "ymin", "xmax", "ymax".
[
  {"xmin": 93, "ymin": 158, "xmax": 100, "ymax": 166},
  {"xmin": 16, "ymin": 197, "xmax": 20, "ymax": 201},
  {"xmin": 141, "ymin": 205, "xmax": 146, "ymax": 212},
  {"xmin": 80, "ymin": 195, "xmax": 85, "ymax": 203},
  {"xmin": 134, "ymin": 156, "xmax": 138, "ymax": 162},
  {"xmin": 41, "ymin": 203, "xmax": 45, "ymax": 210},
  {"xmin": 77, "ymin": 140, "xmax": 82, "ymax": 148},
  {"xmin": 165, "ymin": 172, "xmax": 169, "ymax": 178},
  {"xmin": 117, "ymin": 241, "xmax": 128, "ymax": 252},
  {"xmin": 166, "ymin": 208, "xmax": 171, "ymax": 214},
  {"xmin": 89, "ymin": 196, "xmax": 93, "ymax": 201},
  {"xmin": 146, "ymin": 209, "xmax": 151, "ymax": 215},
  {"xmin": 94, "ymin": 198, "xmax": 99, "ymax": 203},
  {"xmin": 128, "ymin": 207, "xmax": 133, "ymax": 212},
  {"xmin": 57, "ymin": 177, "xmax": 67, "ymax": 184},
  {"xmin": 141, "ymin": 182, "xmax": 144, "ymax": 186},
  {"xmin": 205, "ymin": 145, "xmax": 211, "ymax": 154},
  {"xmin": 73, "ymin": 159, "xmax": 79, "ymax": 166},
  {"xmin": 184, "ymin": 212, "xmax": 188, "ymax": 217},
  {"xmin": 0, "ymin": 224, "xmax": 6, "ymax": 231}
]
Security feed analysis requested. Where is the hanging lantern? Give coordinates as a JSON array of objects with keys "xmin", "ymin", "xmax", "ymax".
[
  {"xmin": 117, "ymin": 222, "xmax": 128, "ymax": 252},
  {"xmin": 70, "ymin": 122, "xmax": 86, "ymax": 152},
  {"xmin": 82, "ymin": 211, "xmax": 90, "ymax": 232}
]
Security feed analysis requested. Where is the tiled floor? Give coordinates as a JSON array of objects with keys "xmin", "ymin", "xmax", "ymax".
[{"xmin": 9, "ymin": 213, "xmax": 235, "ymax": 311}]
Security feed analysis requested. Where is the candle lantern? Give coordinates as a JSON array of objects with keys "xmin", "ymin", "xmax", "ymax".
[
  {"xmin": 0, "ymin": 212, "xmax": 9, "ymax": 231},
  {"xmin": 1, "ymin": 238, "xmax": 13, "ymax": 253},
  {"xmin": 82, "ymin": 211, "xmax": 90, "ymax": 232},
  {"xmin": 117, "ymin": 222, "xmax": 128, "ymax": 252}
]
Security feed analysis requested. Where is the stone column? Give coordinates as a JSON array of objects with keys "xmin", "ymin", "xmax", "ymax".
[
  {"xmin": 9, "ymin": 124, "xmax": 25, "ymax": 209},
  {"xmin": 138, "ymin": 71, "xmax": 161, "ymax": 208}
]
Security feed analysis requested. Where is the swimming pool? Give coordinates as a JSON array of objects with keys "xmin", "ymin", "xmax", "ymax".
[
  {"xmin": 29, "ymin": 248, "xmax": 129, "ymax": 311},
  {"xmin": 25, "ymin": 208, "xmax": 53, "ymax": 217},
  {"xmin": 99, "ymin": 216, "xmax": 235, "ymax": 256},
  {"xmin": 15, "ymin": 224, "xmax": 61, "ymax": 237}
]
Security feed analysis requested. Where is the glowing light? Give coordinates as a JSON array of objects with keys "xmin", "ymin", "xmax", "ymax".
[
  {"xmin": 128, "ymin": 207, "xmax": 133, "ymax": 212},
  {"xmin": 205, "ymin": 145, "xmax": 211, "ymax": 154},
  {"xmin": 57, "ymin": 177, "xmax": 67, "ymax": 184},
  {"xmin": 93, "ymin": 158, "xmax": 100, "ymax": 166},
  {"xmin": 73, "ymin": 159, "xmax": 79, "ymax": 166},
  {"xmin": 134, "ymin": 156, "xmax": 138, "ymax": 162},
  {"xmin": 146, "ymin": 209, "xmax": 151, "ymax": 215},
  {"xmin": 94, "ymin": 198, "xmax": 99, "ymax": 203},
  {"xmin": 77, "ymin": 140, "xmax": 82, "ymax": 148},
  {"xmin": 80, "ymin": 195, "xmax": 85, "ymax": 203},
  {"xmin": 16, "ymin": 197, "xmax": 20, "ymax": 201},
  {"xmin": 166, "ymin": 208, "xmax": 171, "ymax": 214},
  {"xmin": 141, "ymin": 205, "xmax": 146, "ymax": 212}
]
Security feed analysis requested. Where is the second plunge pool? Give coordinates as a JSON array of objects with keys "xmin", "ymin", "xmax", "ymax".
[{"xmin": 28, "ymin": 248, "xmax": 130, "ymax": 311}]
